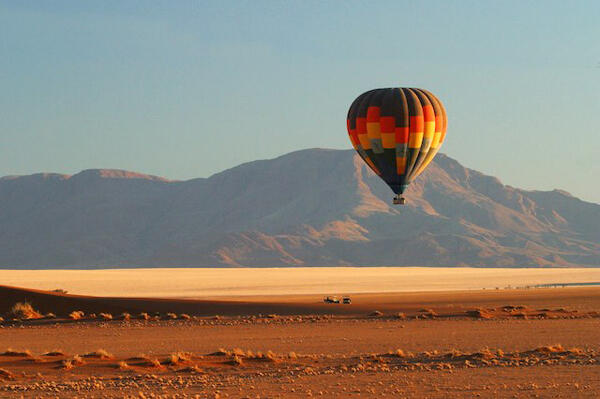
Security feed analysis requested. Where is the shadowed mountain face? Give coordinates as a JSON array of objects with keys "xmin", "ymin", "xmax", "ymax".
[{"xmin": 1, "ymin": 149, "xmax": 598, "ymax": 268}]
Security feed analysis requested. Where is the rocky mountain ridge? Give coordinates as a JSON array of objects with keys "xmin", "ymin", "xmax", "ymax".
[{"xmin": 1, "ymin": 149, "xmax": 598, "ymax": 268}]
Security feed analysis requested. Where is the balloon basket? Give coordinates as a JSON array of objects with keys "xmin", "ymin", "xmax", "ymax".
[{"xmin": 393, "ymin": 196, "xmax": 406, "ymax": 205}]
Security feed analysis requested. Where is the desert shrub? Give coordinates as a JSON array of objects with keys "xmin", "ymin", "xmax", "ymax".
[
  {"xmin": 394, "ymin": 349, "xmax": 406, "ymax": 357},
  {"xmin": 99, "ymin": 313, "xmax": 113, "ymax": 321},
  {"xmin": 231, "ymin": 348, "xmax": 247, "ymax": 357},
  {"xmin": 166, "ymin": 312, "xmax": 178, "ymax": 319},
  {"xmin": 9, "ymin": 302, "xmax": 42, "ymax": 320},
  {"xmin": 119, "ymin": 313, "xmax": 131, "ymax": 321},
  {"xmin": 69, "ymin": 311, "xmax": 85, "ymax": 320},
  {"xmin": 116, "ymin": 361, "xmax": 130, "ymax": 370},
  {"xmin": 180, "ymin": 313, "xmax": 191, "ymax": 320},
  {"xmin": 369, "ymin": 310, "xmax": 383, "ymax": 317},
  {"xmin": 264, "ymin": 350, "xmax": 278, "ymax": 361},
  {"xmin": 52, "ymin": 289, "xmax": 68, "ymax": 294},
  {"xmin": 138, "ymin": 312, "xmax": 150, "ymax": 320},
  {"xmin": 62, "ymin": 355, "xmax": 84, "ymax": 369},
  {"xmin": 249, "ymin": 350, "xmax": 278, "ymax": 362}
]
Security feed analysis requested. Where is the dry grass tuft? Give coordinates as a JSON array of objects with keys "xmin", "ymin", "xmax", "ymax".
[
  {"xmin": 227, "ymin": 355, "xmax": 243, "ymax": 366},
  {"xmin": 116, "ymin": 361, "xmax": 130, "ymax": 370},
  {"xmin": 254, "ymin": 350, "xmax": 278, "ymax": 362},
  {"xmin": 368, "ymin": 310, "xmax": 383, "ymax": 317},
  {"xmin": 69, "ymin": 311, "xmax": 85, "ymax": 320},
  {"xmin": 61, "ymin": 360, "xmax": 74, "ymax": 370},
  {"xmin": 9, "ymin": 302, "xmax": 42, "ymax": 320},
  {"xmin": 1, "ymin": 348, "xmax": 33, "ymax": 357},
  {"xmin": 393, "ymin": 349, "xmax": 406, "ymax": 358},
  {"xmin": 0, "ymin": 368, "xmax": 14, "ymax": 380},
  {"xmin": 82, "ymin": 349, "xmax": 114, "ymax": 360},
  {"xmin": 61, "ymin": 355, "xmax": 85, "ymax": 369},
  {"xmin": 231, "ymin": 348, "xmax": 247, "ymax": 357},
  {"xmin": 99, "ymin": 313, "xmax": 113, "ymax": 321}
]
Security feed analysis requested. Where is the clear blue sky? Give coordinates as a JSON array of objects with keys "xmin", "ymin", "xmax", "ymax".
[{"xmin": 1, "ymin": 1, "xmax": 599, "ymax": 203}]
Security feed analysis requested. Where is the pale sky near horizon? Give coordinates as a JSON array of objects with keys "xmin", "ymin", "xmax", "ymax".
[{"xmin": 1, "ymin": 1, "xmax": 599, "ymax": 203}]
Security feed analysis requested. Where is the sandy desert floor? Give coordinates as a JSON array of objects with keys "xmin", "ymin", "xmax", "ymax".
[
  {"xmin": 1, "ymin": 267, "xmax": 599, "ymax": 297},
  {"xmin": 0, "ymin": 285, "xmax": 599, "ymax": 397}
]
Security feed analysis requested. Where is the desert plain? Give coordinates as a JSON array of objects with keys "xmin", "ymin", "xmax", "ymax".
[{"xmin": 1, "ymin": 268, "xmax": 599, "ymax": 398}]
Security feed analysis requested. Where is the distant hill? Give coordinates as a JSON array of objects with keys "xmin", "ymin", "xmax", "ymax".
[{"xmin": 1, "ymin": 149, "xmax": 598, "ymax": 268}]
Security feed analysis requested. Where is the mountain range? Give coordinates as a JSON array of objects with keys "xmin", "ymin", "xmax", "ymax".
[{"xmin": 1, "ymin": 149, "xmax": 598, "ymax": 268}]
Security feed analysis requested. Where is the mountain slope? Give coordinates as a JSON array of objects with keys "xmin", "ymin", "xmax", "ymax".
[{"xmin": 1, "ymin": 149, "xmax": 598, "ymax": 268}]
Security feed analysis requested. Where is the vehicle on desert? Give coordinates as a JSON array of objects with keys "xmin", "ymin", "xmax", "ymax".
[{"xmin": 323, "ymin": 296, "xmax": 352, "ymax": 304}]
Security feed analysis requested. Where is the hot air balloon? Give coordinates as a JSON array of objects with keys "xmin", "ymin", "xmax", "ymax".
[{"xmin": 346, "ymin": 88, "xmax": 447, "ymax": 204}]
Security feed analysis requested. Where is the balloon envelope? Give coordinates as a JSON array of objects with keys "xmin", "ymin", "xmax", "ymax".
[{"xmin": 346, "ymin": 88, "xmax": 447, "ymax": 198}]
